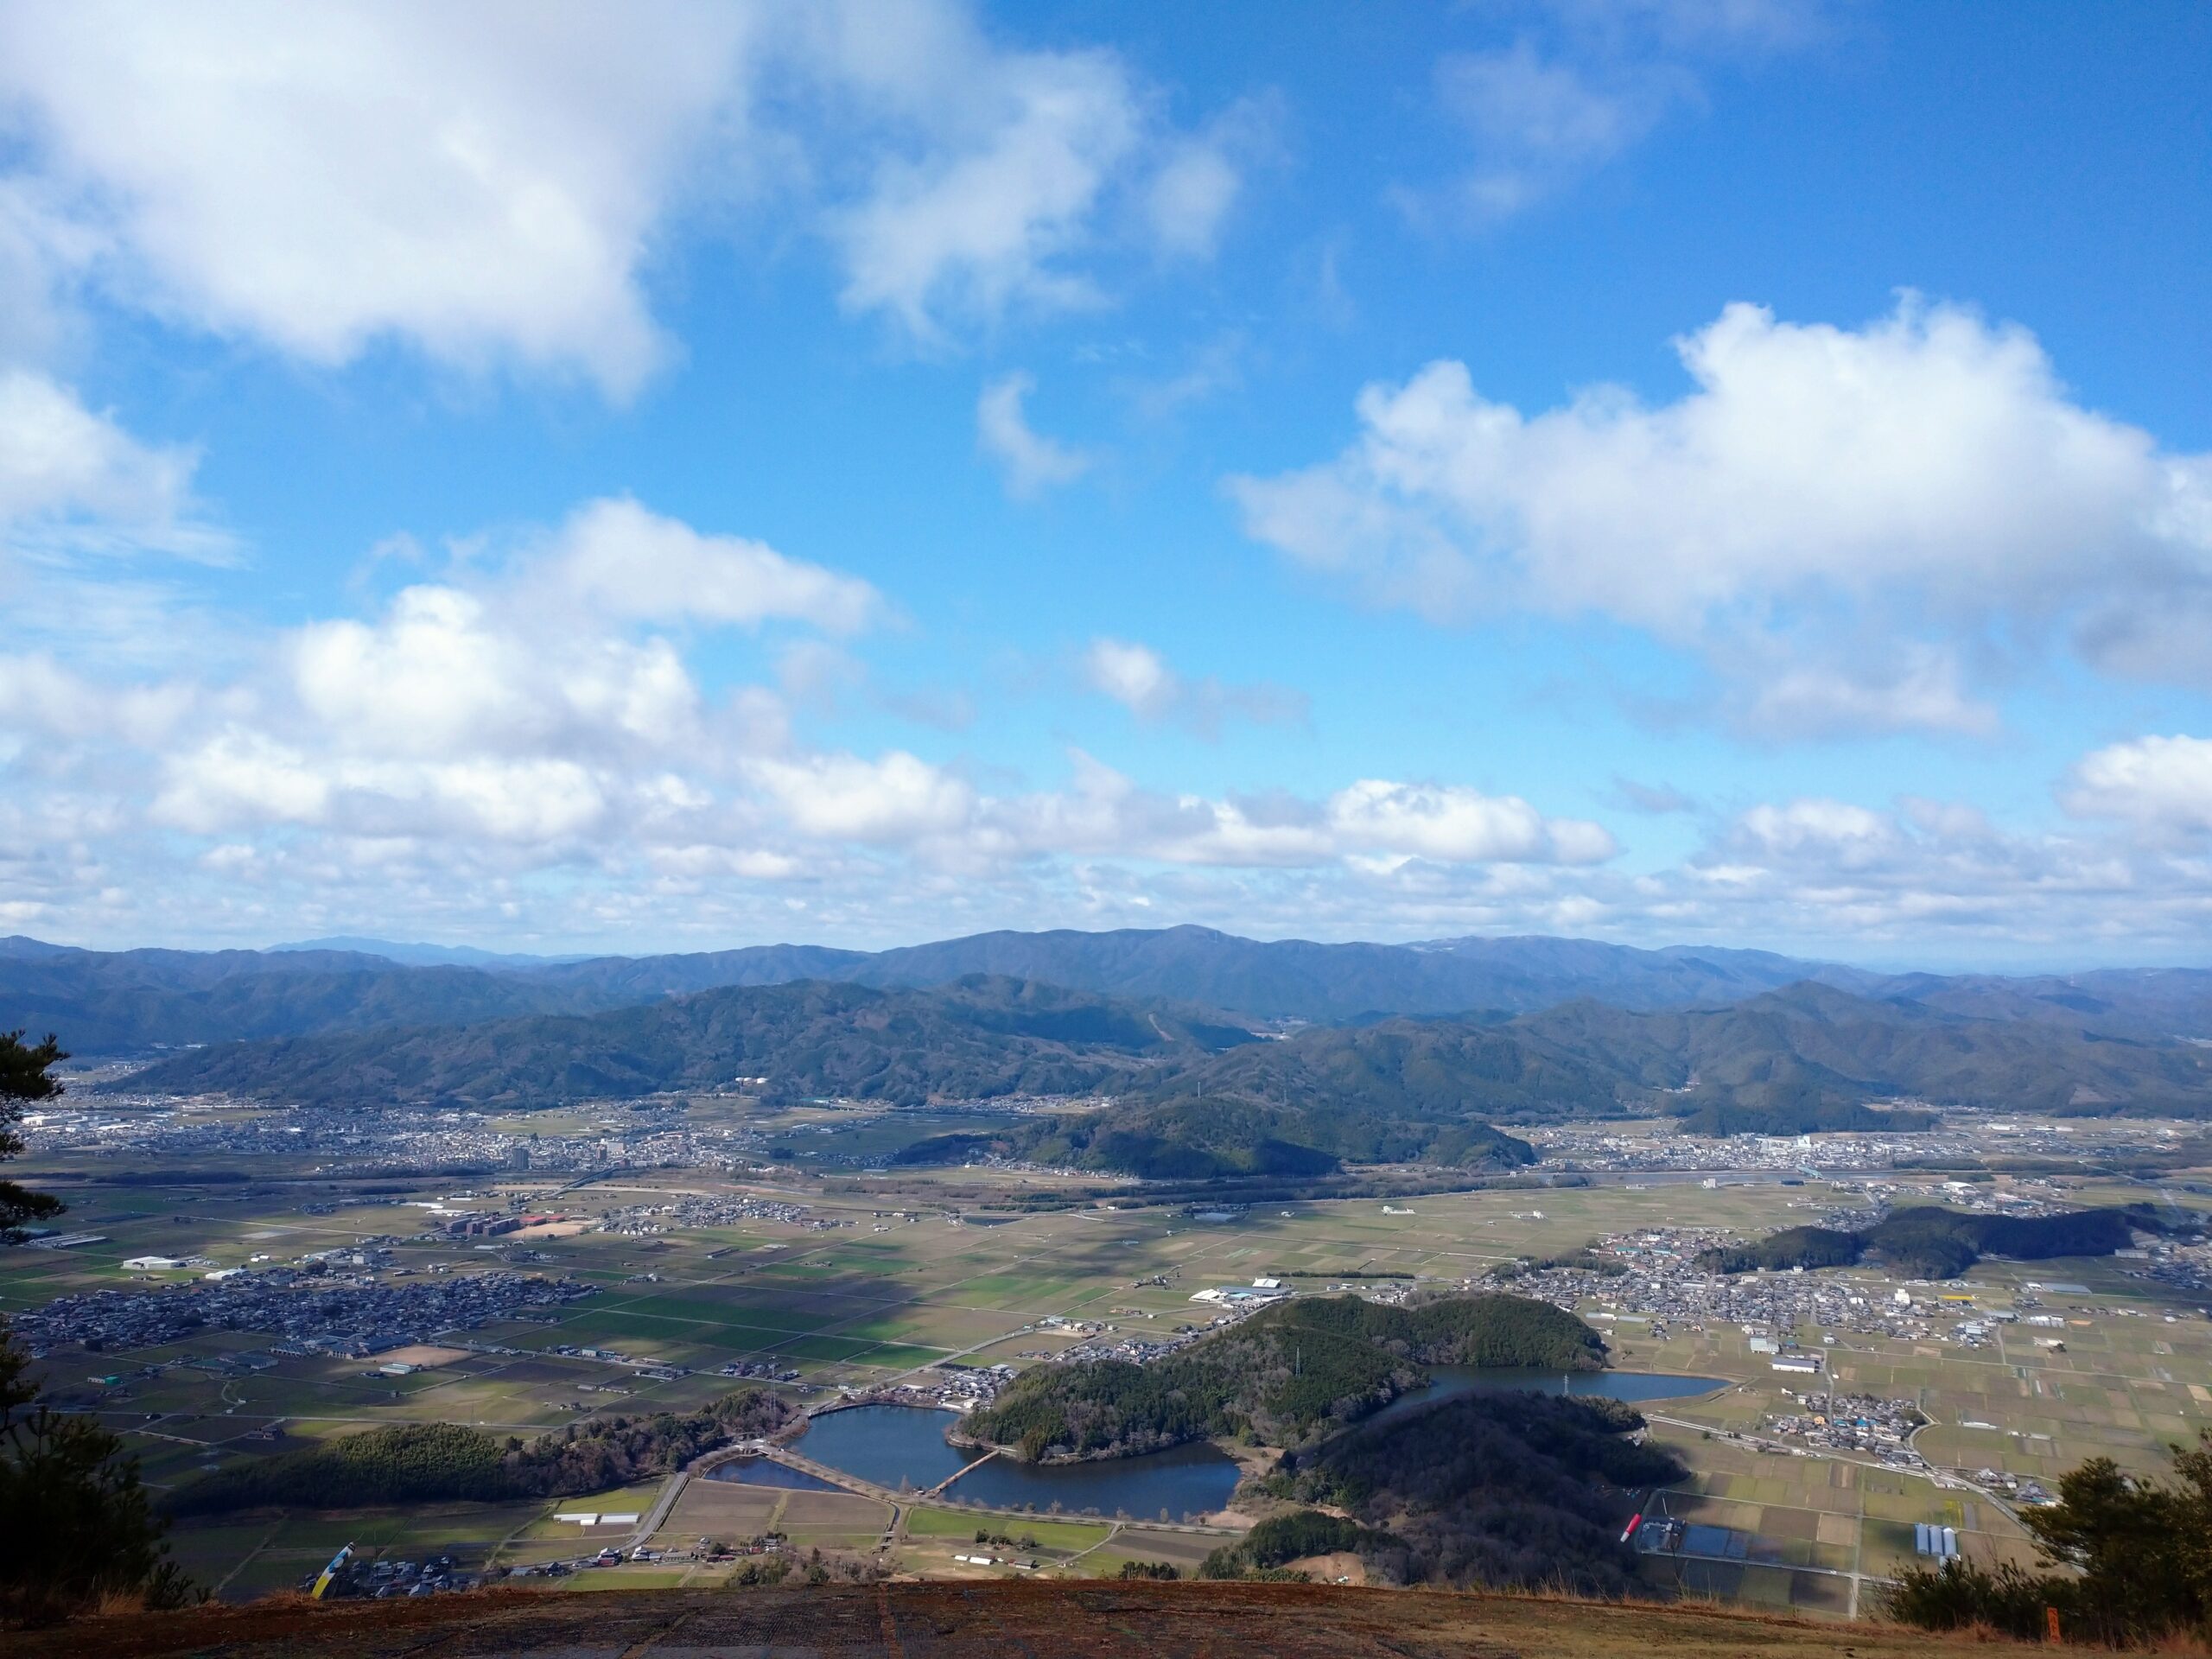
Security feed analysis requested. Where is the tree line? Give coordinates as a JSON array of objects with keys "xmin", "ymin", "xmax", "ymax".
[
  {"xmin": 1697, "ymin": 1204, "xmax": 2187, "ymax": 1278},
  {"xmin": 167, "ymin": 1388, "xmax": 796, "ymax": 1515}
]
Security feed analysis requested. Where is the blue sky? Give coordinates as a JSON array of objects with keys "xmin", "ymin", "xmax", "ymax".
[{"xmin": 2, "ymin": 1, "xmax": 2208, "ymax": 963}]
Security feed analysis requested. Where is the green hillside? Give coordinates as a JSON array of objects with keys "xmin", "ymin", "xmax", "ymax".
[
  {"xmin": 1697, "ymin": 1203, "xmax": 2194, "ymax": 1279},
  {"xmin": 957, "ymin": 1294, "xmax": 1604, "ymax": 1461}
]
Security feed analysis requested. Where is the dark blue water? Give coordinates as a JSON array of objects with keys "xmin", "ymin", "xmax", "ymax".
[
  {"xmin": 954, "ymin": 1437, "xmax": 1239, "ymax": 1520},
  {"xmin": 798, "ymin": 1406, "xmax": 970, "ymax": 1490},
  {"xmin": 1681, "ymin": 1523, "xmax": 1751, "ymax": 1559},
  {"xmin": 1366, "ymin": 1366, "xmax": 1726, "ymax": 1428},
  {"xmin": 793, "ymin": 1405, "xmax": 1240, "ymax": 1521},
  {"xmin": 705, "ymin": 1457, "xmax": 842, "ymax": 1491}
]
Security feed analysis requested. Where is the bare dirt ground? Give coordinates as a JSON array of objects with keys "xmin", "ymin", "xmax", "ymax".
[
  {"xmin": 371, "ymin": 1344, "xmax": 471, "ymax": 1369},
  {"xmin": 20, "ymin": 1580, "xmax": 2036, "ymax": 1659}
]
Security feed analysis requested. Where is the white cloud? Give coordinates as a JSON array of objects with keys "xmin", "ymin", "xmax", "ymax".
[
  {"xmin": 2064, "ymin": 735, "xmax": 2212, "ymax": 846},
  {"xmin": 1734, "ymin": 798, "xmax": 1897, "ymax": 868},
  {"xmin": 977, "ymin": 372, "xmax": 1092, "ymax": 498},
  {"xmin": 0, "ymin": 368, "xmax": 197, "ymax": 538},
  {"xmin": 1726, "ymin": 643, "xmax": 1998, "ymax": 741},
  {"xmin": 0, "ymin": 1, "xmax": 1249, "ymax": 390},
  {"xmin": 0, "ymin": 369, "xmax": 232, "ymax": 680},
  {"xmin": 0, "ymin": 1, "xmax": 760, "ymax": 397},
  {"xmin": 1141, "ymin": 95, "xmax": 1274, "ymax": 261},
  {"xmin": 63, "ymin": 496, "xmax": 856, "ymax": 860},
  {"xmin": 1146, "ymin": 140, "xmax": 1242, "ymax": 259},
  {"xmin": 537, "ymin": 497, "xmax": 880, "ymax": 634},
  {"xmin": 1081, "ymin": 635, "xmax": 1307, "ymax": 738},
  {"xmin": 1083, "ymin": 638, "xmax": 1176, "ymax": 718},
  {"xmin": 1430, "ymin": 42, "xmax": 1673, "ymax": 220},
  {"xmin": 0, "ymin": 652, "xmax": 195, "ymax": 747},
  {"xmin": 1409, "ymin": 1, "xmax": 1827, "ymax": 223},
  {"xmin": 953, "ymin": 753, "xmax": 1614, "ymax": 872},
  {"xmin": 832, "ymin": 44, "xmax": 1141, "ymax": 334},
  {"xmin": 1231, "ymin": 297, "xmax": 2212, "ymax": 733},
  {"xmin": 1659, "ymin": 785, "xmax": 2212, "ymax": 952},
  {"xmin": 289, "ymin": 586, "xmax": 705, "ymax": 765},
  {"xmin": 749, "ymin": 750, "xmax": 977, "ymax": 843},
  {"xmin": 1325, "ymin": 779, "xmax": 1616, "ymax": 865}
]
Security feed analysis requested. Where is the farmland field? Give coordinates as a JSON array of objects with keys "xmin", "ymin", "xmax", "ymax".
[{"xmin": 10, "ymin": 1116, "xmax": 2209, "ymax": 1615}]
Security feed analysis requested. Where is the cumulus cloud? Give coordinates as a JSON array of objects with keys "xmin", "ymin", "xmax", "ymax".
[
  {"xmin": 918, "ymin": 751, "xmax": 1617, "ymax": 871},
  {"xmin": 1230, "ymin": 297, "xmax": 2212, "ymax": 734},
  {"xmin": 536, "ymin": 497, "xmax": 881, "ymax": 634},
  {"xmin": 749, "ymin": 749, "xmax": 977, "ymax": 843},
  {"xmin": 2064, "ymin": 735, "xmax": 2212, "ymax": 846},
  {"xmin": 3, "ymin": 476, "xmax": 1621, "ymax": 948},
  {"xmin": 1081, "ymin": 636, "xmax": 1307, "ymax": 738},
  {"xmin": 1660, "ymin": 783, "xmax": 2212, "ymax": 951},
  {"xmin": 976, "ymin": 372, "xmax": 1092, "ymax": 498},
  {"xmin": 0, "ymin": 1, "xmax": 757, "ymax": 397},
  {"xmin": 0, "ymin": 652, "xmax": 195, "ymax": 746},
  {"xmin": 0, "ymin": 0, "xmax": 1251, "ymax": 390},
  {"xmin": 16, "ymin": 495, "xmax": 854, "ymax": 861}
]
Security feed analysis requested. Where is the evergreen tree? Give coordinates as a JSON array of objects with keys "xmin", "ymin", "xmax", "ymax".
[
  {"xmin": 0, "ymin": 1317, "xmax": 200, "ymax": 1625},
  {"xmin": 0, "ymin": 1033, "xmax": 197, "ymax": 1624},
  {"xmin": 1882, "ymin": 1430, "xmax": 2212, "ymax": 1645},
  {"xmin": 0, "ymin": 1032, "xmax": 67, "ymax": 1242}
]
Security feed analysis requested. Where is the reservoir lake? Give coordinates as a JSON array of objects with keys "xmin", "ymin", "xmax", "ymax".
[{"xmin": 715, "ymin": 1370, "xmax": 1726, "ymax": 1521}]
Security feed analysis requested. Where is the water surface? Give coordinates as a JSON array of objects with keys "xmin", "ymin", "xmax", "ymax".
[
  {"xmin": 704, "ymin": 1457, "xmax": 842, "ymax": 1491},
  {"xmin": 784, "ymin": 1372, "xmax": 1719, "ymax": 1519},
  {"xmin": 794, "ymin": 1405, "xmax": 1239, "ymax": 1520}
]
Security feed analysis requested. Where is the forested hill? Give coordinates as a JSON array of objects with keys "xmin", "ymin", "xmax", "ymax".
[
  {"xmin": 956, "ymin": 1294, "xmax": 1604, "ymax": 1462},
  {"xmin": 108, "ymin": 970, "xmax": 2212, "ymax": 1132},
  {"xmin": 1255, "ymin": 1390, "xmax": 1683, "ymax": 1598},
  {"xmin": 1697, "ymin": 1203, "xmax": 2198, "ymax": 1279},
  {"xmin": 893, "ymin": 1098, "xmax": 1539, "ymax": 1180},
  {"xmin": 0, "ymin": 939, "xmax": 613, "ymax": 1054},
  {"xmin": 1506, "ymin": 982, "xmax": 2212, "ymax": 1121},
  {"xmin": 112, "ymin": 976, "xmax": 1257, "ymax": 1109},
  {"xmin": 1066, "ymin": 982, "xmax": 2212, "ymax": 1130}
]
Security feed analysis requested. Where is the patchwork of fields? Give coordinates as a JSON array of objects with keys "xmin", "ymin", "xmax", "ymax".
[{"xmin": 9, "ymin": 1130, "xmax": 2209, "ymax": 1612}]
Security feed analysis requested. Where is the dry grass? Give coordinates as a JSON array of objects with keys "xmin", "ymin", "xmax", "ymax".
[{"xmin": 10, "ymin": 1579, "xmax": 2137, "ymax": 1658}]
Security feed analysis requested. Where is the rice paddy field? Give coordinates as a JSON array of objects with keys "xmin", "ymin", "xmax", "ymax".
[{"xmin": 9, "ymin": 1121, "xmax": 2209, "ymax": 1614}]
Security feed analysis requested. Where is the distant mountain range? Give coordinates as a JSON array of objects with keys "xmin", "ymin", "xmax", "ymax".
[
  {"xmin": 102, "ymin": 969, "xmax": 2212, "ymax": 1177},
  {"xmin": 10, "ymin": 925, "xmax": 2208, "ymax": 1049},
  {"xmin": 270, "ymin": 937, "xmax": 595, "ymax": 969},
  {"xmin": 12, "ymin": 928, "xmax": 2212, "ymax": 1179},
  {"xmin": 4, "ymin": 925, "xmax": 1872, "ymax": 1054},
  {"xmin": 113, "ymin": 976, "xmax": 1255, "ymax": 1115}
]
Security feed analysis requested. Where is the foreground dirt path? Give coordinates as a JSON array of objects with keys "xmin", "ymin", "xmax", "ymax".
[{"xmin": 18, "ymin": 1580, "xmax": 2015, "ymax": 1659}]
